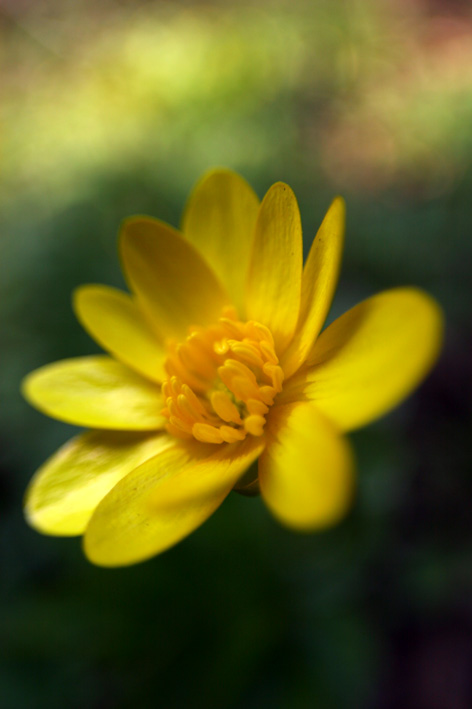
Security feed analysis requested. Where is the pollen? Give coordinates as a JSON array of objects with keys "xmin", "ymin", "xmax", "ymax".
[{"xmin": 161, "ymin": 308, "xmax": 284, "ymax": 444}]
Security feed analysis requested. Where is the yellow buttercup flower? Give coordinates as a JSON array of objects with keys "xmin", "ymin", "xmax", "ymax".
[{"xmin": 22, "ymin": 170, "xmax": 443, "ymax": 566}]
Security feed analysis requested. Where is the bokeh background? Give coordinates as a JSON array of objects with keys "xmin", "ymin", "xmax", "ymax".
[{"xmin": 2, "ymin": 0, "xmax": 472, "ymax": 707}]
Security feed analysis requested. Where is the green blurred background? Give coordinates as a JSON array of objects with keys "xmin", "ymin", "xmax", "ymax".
[{"xmin": 2, "ymin": 0, "xmax": 472, "ymax": 706}]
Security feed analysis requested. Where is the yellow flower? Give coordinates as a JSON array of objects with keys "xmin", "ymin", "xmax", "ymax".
[{"xmin": 22, "ymin": 170, "xmax": 443, "ymax": 567}]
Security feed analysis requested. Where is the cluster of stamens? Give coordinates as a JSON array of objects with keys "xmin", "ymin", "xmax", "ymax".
[{"xmin": 161, "ymin": 308, "xmax": 284, "ymax": 444}]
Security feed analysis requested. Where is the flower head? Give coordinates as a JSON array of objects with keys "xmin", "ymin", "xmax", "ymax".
[{"xmin": 22, "ymin": 170, "xmax": 443, "ymax": 566}]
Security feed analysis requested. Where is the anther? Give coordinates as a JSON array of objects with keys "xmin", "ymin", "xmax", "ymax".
[
  {"xmin": 260, "ymin": 340, "xmax": 279, "ymax": 364},
  {"xmin": 214, "ymin": 339, "xmax": 230, "ymax": 355},
  {"xmin": 219, "ymin": 426, "xmax": 246, "ymax": 443},
  {"xmin": 177, "ymin": 394, "xmax": 204, "ymax": 423},
  {"xmin": 244, "ymin": 415, "xmax": 266, "ymax": 437},
  {"xmin": 166, "ymin": 422, "xmax": 193, "ymax": 439},
  {"xmin": 219, "ymin": 318, "xmax": 245, "ymax": 339},
  {"xmin": 263, "ymin": 362, "xmax": 285, "ymax": 391},
  {"xmin": 169, "ymin": 415, "xmax": 193, "ymax": 435},
  {"xmin": 247, "ymin": 321, "xmax": 274, "ymax": 346},
  {"xmin": 192, "ymin": 423, "xmax": 224, "ymax": 444},
  {"xmin": 227, "ymin": 375, "xmax": 260, "ymax": 402},
  {"xmin": 229, "ymin": 341, "xmax": 264, "ymax": 368},
  {"xmin": 210, "ymin": 391, "xmax": 242, "ymax": 424},
  {"xmin": 247, "ymin": 398, "xmax": 269, "ymax": 416},
  {"xmin": 258, "ymin": 385, "xmax": 277, "ymax": 405},
  {"xmin": 224, "ymin": 359, "xmax": 258, "ymax": 384},
  {"xmin": 181, "ymin": 384, "xmax": 206, "ymax": 415},
  {"xmin": 162, "ymin": 312, "xmax": 284, "ymax": 445}
]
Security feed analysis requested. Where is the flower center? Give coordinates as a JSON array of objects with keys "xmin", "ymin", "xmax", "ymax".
[{"xmin": 161, "ymin": 307, "xmax": 284, "ymax": 444}]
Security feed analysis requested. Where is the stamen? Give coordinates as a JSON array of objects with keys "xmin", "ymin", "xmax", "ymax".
[
  {"xmin": 219, "ymin": 318, "xmax": 245, "ymax": 339},
  {"xmin": 170, "ymin": 376, "xmax": 180, "ymax": 397},
  {"xmin": 214, "ymin": 339, "xmax": 230, "ymax": 355},
  {"xmin": 272, "ymin": 366, "xmax": 284, "ymax": 391},
  {"xmin": 193, "ymin": 423, "xmax": 224, "ymax": 444},
  {"xmin": 178, "ymin": 343, "xmax": 215, "ymax": 381},
  {"xmin": 211, "ymin": 391, "xmax": 242, "ymax": 424},
  {"xmin": 169, "ymin": 415, "xmax": 193, "ymax": 435},
  {"xmin": 223, "ymin": 358, "xmax": 258, "ymax": 384},
  {"xmin": 166, "ymin": 354, "xmax": 206, "ymax": 393},
  {"xmin": 228, "ymin": 341, "xmax": 264, "ymax": 368},
  {"xmin": 219, "ymin": 426, "xmax": 246, "ymax": 443},
  {"xmin": 167, "ymin": 399, "xmax": 189, "ymax": 422},
  {"xmin": 188, "ymin": 330, "xmax": 221, "ymax": 364},
  {"xmin": 177, "ymin": 394, "xmax": 204, "ymax": 423},
  {"xmin": 166, "ymin": 422, "xmax": 193, "ymax": 439},
  {"xmin": 244, "ymin": 415, "xmax": 266, "ymax": 437},
  {"xmin": 258, "ymin": 385, "xmax": 277, "ymax": 405},
  {"xmin": 247, "ymin": 321, "xmax": 274, "ymax": 346},
  {"xmin": 162, "ymin": 380, "xmax": 173, "ymax": 399},
  {"xmin": 228, "ymin": 376, "xmax": 260, "ymax": 403},
  {"xmin": 181, "ymin": 384, "xmax": 206, "ymax": 415},
  {"xmin": 247, "ymin": 398, "xmax": 269, "ymax": 416},
  {"xmin": 161, "ymin": 312, "xmax": 284, "ymax": 444},
  {"xmin": 263, "ymin": 363, "xmax": 285, "ymax": 390},
  {"xmin": 221, "ymin": 305, "xmax": 239, "ymax": 320},
  {"xmin": 260, "ymin": 340, "xmax": 279, "ymax": 364}
]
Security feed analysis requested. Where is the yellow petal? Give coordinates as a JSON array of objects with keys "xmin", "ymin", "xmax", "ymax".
[
  {"xmin": 120, "ymin": 216, "xmax": 230, "ymax": 340},
  {"xmin": 182, "ymin": 169, "xmax": 260, "ymax": 315},
  {"xmin": 73, "ymin": 284, "xmax": 166, "ymax": 383},
  {"xmin": 288, "ymin": 288, "xmax": 443, "ymax": 431},
  {"xmin": 246, "ymin": 183, "xmax": 302, "ymax": 354},
  {"xmin": 84, "ymin": 436, "xmax": 264, "ymax": 566},
  {"xmin": 25, "ymin": 431, "xmax": 173, "ymax": 536},
  {"xmin": 149, "ymin": 435, "xmax": 266, "ymax": 507},
  {"xmin": 282, "ymin": 197, "xmax": 345, "ymax": 379},
  {"xmin": 22, "ymin": 356, "xmax": 164, "ymax": 430},
  {"xmin": 259, "ymin": 402, "xmax": 354, "ymax": 530}
]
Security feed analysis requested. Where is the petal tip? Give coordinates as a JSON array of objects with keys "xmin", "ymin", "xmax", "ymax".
[
  {"xmin": 20, "ymin": 368, "xmax": 39, "ymax": 408},
  {"xmin": 193, "ymin": 166, "xmax": 245, "ymax": 183},
  {"xmin": 264, "ymin": 181, "xmax": 296, "ymax": 201},
  {"xmin": 409, "ymin": 286, "xmax": 445, "ymax": 360},
  {"xmin": 72, "ymin": 283, "xmax": 100, "ymax": 319},
  {"xmin": 330, "ymin": 195, "xmax": 346, "ymax": 221}
]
